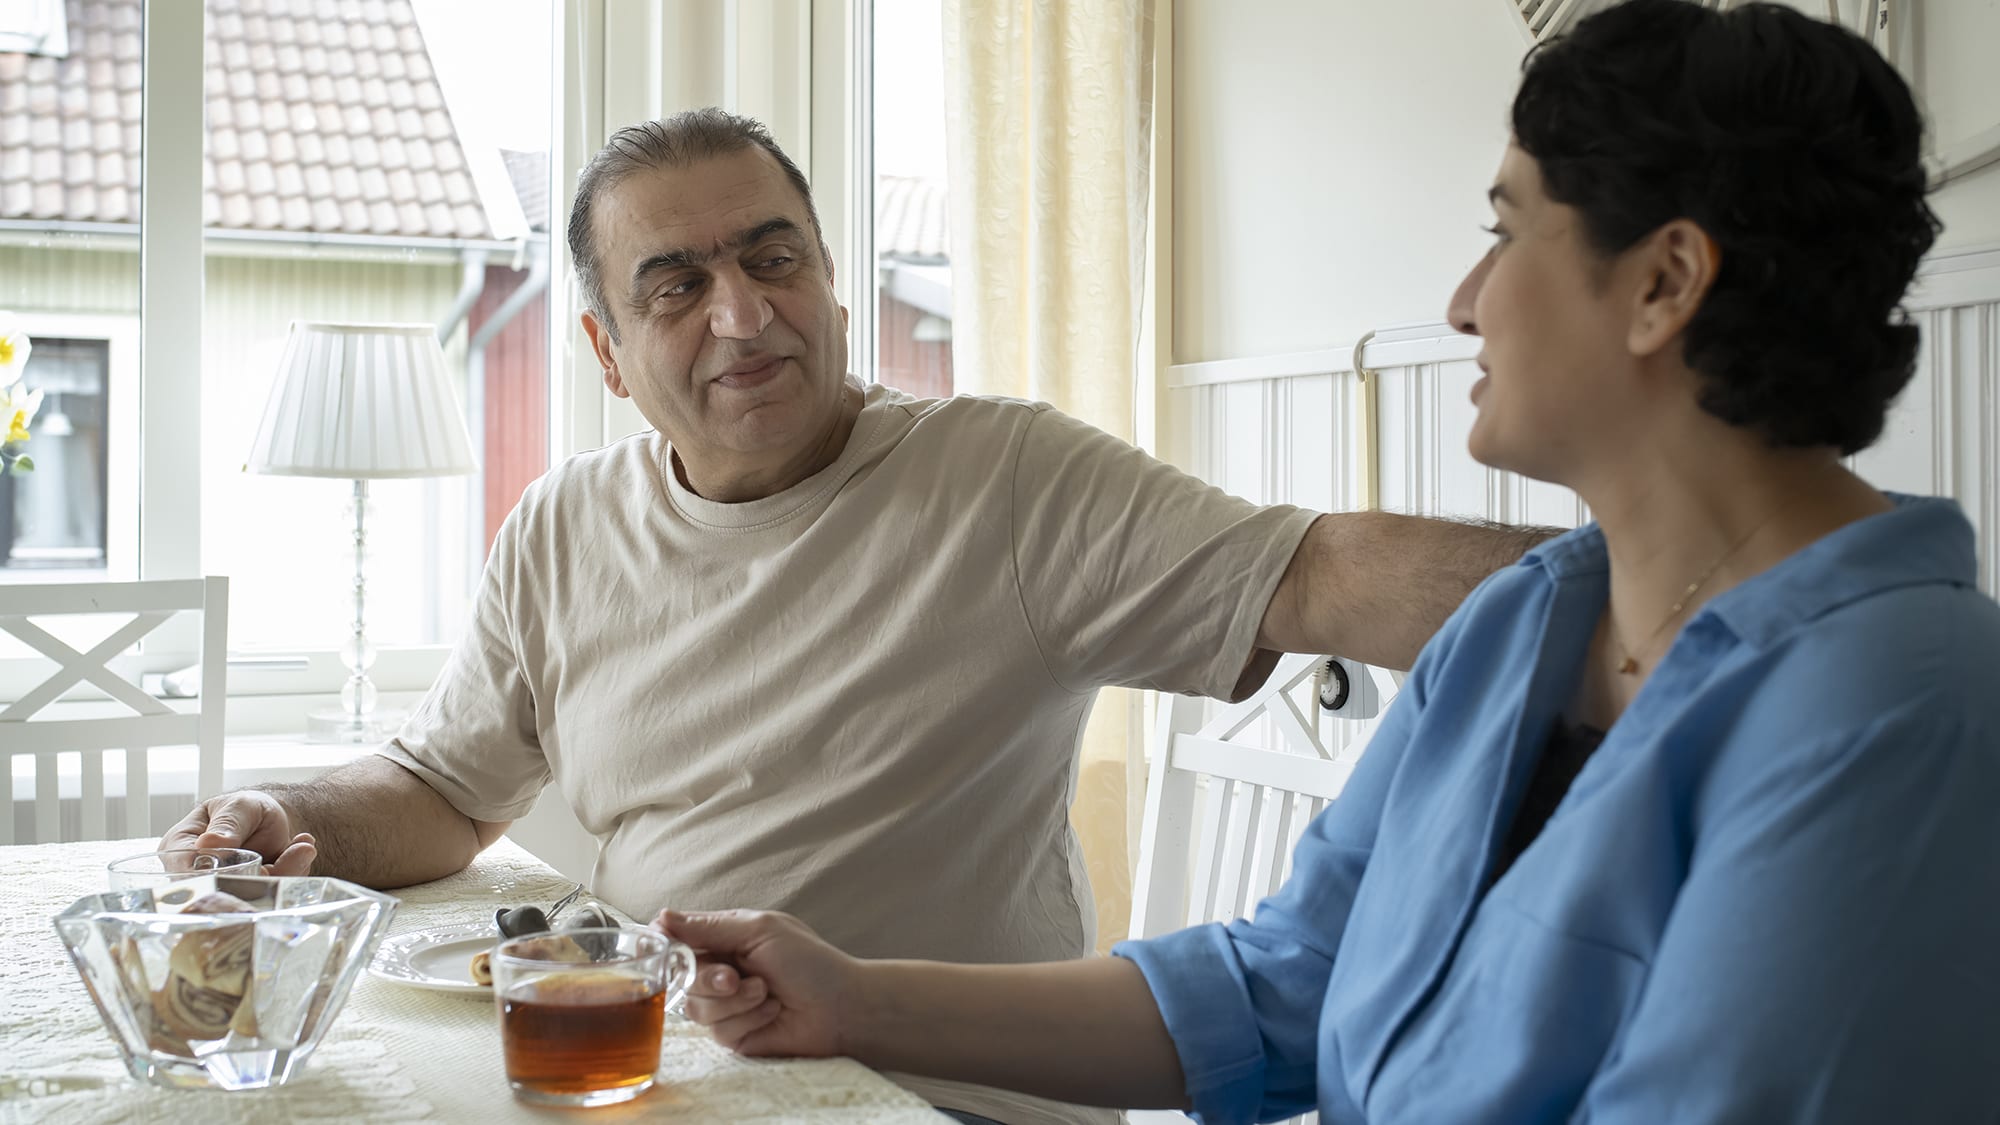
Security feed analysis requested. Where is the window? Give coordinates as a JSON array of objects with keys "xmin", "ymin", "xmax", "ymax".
[
  {"xmin": 202, "ymin": 0, "xmax": 555, "ymax": 654},
  {"xmin": 871, "ymin": 0, "xmax": 954, "ymax": 396},
  {"xmin": 0, "ymin": 0, "xmax": 583, "ymax": 727},
  {"xmin": 1, "ymin": 335, "xmax": 109, "ymax": 570},
  {"xmin": 0, "ymin": 0, "xmax": 143, "ymax": 584}
]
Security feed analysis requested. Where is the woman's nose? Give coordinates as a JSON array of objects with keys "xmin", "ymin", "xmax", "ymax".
[{"xmin": 1447, "ymin": 254, "xmax": 1489, "ymax": 337}]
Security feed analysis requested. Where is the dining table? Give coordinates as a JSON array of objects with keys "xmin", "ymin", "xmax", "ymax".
[{"xmin": 0, "ymin": 835, "xmax": 949, "ymax": 1123}]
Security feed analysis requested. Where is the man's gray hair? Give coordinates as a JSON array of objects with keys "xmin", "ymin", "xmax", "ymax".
[{"xmin": 566, "ymin": 107, "xmax": 829, "ymax": 339}]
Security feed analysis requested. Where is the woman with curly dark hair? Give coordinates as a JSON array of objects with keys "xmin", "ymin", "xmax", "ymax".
[{"xmin": 658, "ymin": 4, "xmax": 2000, "ymax": 1122}]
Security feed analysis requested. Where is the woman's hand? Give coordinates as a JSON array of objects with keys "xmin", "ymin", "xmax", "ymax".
[{"xmin": 654, "ymin": 909, "xmax": 861, "ymax": 1059}]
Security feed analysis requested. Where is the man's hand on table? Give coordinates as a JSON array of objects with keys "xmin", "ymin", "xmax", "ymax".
[
  {"xmin": 656, "ymin": 909, "xmax": 859, "ymax": 1059},
  {"xmin": 162, "ymin": 790, "xmax": 318, "ymax": 876}
]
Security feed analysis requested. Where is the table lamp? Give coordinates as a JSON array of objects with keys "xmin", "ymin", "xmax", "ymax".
[{"xmin": 246, "ymin": 321, "xmax": 477, "ymax": 743}]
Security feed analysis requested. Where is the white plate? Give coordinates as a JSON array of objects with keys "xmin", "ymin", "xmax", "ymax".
[{"xmin": 368, "ymin": 920, "xmax": 499, "ymax": 996}]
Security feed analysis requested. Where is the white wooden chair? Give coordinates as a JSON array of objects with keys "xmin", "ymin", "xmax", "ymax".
[
  {"xmin": 1127, "ymin": 652, "xmax": 1402, "ymax": 1125},
  {"xmin": 0, "ymin": 577, "xmax": 228, "ymax": 843}
]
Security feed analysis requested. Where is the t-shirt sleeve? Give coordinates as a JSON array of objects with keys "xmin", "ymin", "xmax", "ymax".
[
  {"xmin": 1008, "ymin": 406, "xmax": 1317, "ymax": 700},
  {"xmin": 375, "ymin": 498, "xmax": 549, "ymax": 824}
]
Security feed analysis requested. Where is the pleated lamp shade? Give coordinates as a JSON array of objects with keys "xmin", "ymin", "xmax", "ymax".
[{"xmin": 247, "ymin": 321, "xmax": 478, "ymax": 478}]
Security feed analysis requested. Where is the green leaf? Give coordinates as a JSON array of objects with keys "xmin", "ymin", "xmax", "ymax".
[{"xmin": 11, "ymin": 455, "xmax": 32, "ymax": 472}]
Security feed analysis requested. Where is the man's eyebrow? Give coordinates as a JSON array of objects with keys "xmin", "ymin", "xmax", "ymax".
[{"xmin": 628, "ymin": 218, "xmax": 808, "ymax": 293}]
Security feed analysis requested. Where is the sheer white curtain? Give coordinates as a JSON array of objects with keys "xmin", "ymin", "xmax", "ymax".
[{"xmin": 943, "ymin": 0, "xmax": 1155, "ymax": 952}]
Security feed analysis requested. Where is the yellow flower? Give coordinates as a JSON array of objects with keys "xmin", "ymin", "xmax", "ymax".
[{"xmin": 5, "ymin": 409, "xmax": 27, "ymax": 445}]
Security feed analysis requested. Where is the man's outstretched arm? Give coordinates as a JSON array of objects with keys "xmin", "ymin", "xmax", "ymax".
[
  {"xmin": 162, "ymin": 754, "xmax": 510, "ymax": 889},
  {"xmin": 1259, "ymin": 511, "xmax": 1558, "ymax": 669}
]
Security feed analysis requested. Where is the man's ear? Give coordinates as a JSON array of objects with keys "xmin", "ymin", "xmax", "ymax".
[
  {"xmin": 1628, "ymin": 218, "xmax": 1720, "ymax": 359},
  {"xmin": 824, "ymin": 251, "xmax": 849, "ymax": 331},
  {"xmin": 581, "ymin": 310, "xmax": 631, "ymax": 399}
]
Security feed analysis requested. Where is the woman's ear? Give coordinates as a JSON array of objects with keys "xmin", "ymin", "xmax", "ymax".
[{"xmin": 1628, "ymin": 219, "xmax": 1720, "ymax": 359}]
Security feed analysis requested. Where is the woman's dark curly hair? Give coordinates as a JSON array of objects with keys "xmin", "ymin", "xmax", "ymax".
[{"xmin": 1513, "ymin": 0, "xmax": 1940, "ymax": 455}]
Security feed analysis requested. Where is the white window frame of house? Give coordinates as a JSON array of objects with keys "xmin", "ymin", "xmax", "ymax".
[{"xmin": 0, "ymin": 311, "xmax": 141, "ymax": 584}]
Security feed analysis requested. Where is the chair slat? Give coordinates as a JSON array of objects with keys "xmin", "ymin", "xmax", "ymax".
[
  {"xmin": 1256, "ymin": 788, "xmax": 1296, "ymax": 901},
  {"xmin": 0, "ymin": 578, "xmax": 206, "ymax": 616},
  {"xmin": 35, "ymin": 753, "xmax": 60, "ymax": 842},
  {"xmin": 1271, "ymin": 692, "xmax": 1331, "ymax": 760},
  {"xmin": 1214, "ymin": 783, "xmax": 1263, "ymax": 921},
  {"xmin": 126, "ymin": 747, "xmax": 150, "ymax": 837},
  {"xmin": 196, "ymin": 575, "xmax": 229, "ymax": 801},
  {"xmin": 0, "ymin": 715, "xmax": 200, "ymax": 756},
  {"xmin": 81, "ymin": 751, "xmax": 106, "ymax": 839},
  {"xmin": 1173, "ymin": 737, "xmax": 1352, "ymax": 801},
  {"xmin": 1187, "ymin": 778, "xmax": 1235, "ymax": 927}
]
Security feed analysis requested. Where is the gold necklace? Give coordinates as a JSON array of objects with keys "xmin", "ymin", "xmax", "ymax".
[{"xmin": 1612, "ymin": 516, "xmax": 1773, "ymax": 676}]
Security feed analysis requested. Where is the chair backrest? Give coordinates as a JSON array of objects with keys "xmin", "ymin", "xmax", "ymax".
[
  {"xmin": 1131, "ymin": 652, "xmax": 1402, "ymax": 939},
  {"xmin": 1126, "ymin": 653, "xmax": 1401, "ymax": 1125},
  {"xmin": 0, "ymin": 577, "xmax": 228, "ymax": 843}
]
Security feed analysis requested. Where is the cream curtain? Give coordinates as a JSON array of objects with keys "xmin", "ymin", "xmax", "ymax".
[{"xmin": 942, "ymin": 0, "xmax": 1156, "ymax": 953}]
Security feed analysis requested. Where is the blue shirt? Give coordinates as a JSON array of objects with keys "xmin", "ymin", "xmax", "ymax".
[{"xmin": 1116, "ymin": 496, "xmax": 2000, "ymax": 1124}]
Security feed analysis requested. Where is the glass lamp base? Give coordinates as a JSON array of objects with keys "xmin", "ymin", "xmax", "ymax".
[{"xmin": 305, "ymin": 707, "xmax": 406, "ymax": 745}]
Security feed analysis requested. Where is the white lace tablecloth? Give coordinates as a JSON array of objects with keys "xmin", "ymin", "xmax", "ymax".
[{"xmin": 0, "ymin": 837, "xmax": 946, "ymax": 1124}]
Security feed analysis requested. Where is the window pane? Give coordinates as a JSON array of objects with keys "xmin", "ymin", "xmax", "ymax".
[
  {"xmin": 201, "ymin": 0, "xmax": 553, "ymax": 652},
  {"xmin": 2, "ymin": 337, "xmax": 108, "ymax": 569},
  {"xmin": 0, "ymin": 1, "xmax": 141, "ymax": 582},
  {"xmin": 872, "ymin": 0, "xmax": 953, "ymax": 397}
]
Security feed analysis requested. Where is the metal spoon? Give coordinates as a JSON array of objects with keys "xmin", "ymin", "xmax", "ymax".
[{"xmin": 494, "ymin": 882, "xmax": 584, "ymax": 938}]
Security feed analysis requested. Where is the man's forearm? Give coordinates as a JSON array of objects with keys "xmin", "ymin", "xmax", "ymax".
[
  {"xmin": 258, "ymin": 754, "xmax": 495, "ymax": 888},
  {"xmin": 1265, "ymin": 511, "xmax": 1559, "ymax": 669},
  {"xmin": 849, "ymin": 956, "xmax": 1188, "ymax": 1110}
]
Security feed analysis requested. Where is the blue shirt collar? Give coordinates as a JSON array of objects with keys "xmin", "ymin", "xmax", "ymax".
[{"xmin": 1517, "ymin": 493, "xmax": 1977, "ymax": 653}]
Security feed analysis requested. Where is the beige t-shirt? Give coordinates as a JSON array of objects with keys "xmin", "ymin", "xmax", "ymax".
[{"xmin": 381, "ymin": 383, "xmax": 1314, "ymax": 1125}]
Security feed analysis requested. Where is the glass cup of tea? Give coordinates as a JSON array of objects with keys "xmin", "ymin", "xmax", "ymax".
[
  {"xmin": 492, "ymin": 927, "xmax": 696, "ymax": 1107},
  {"xmin": 105, "ymin": 847, "xmax": 265, "ymax": 892}
]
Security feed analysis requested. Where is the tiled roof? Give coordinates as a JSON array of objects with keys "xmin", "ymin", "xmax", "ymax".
[
  {"xmin": 499, "ymin": 148, "xmax": 547, "ymax": 233},
  {"xmin": 876, "ymin": 174, "xmax": 948, "ymax": 262},
  {"xmin": 0, "ymin": 0, "xmax": 498, "ymax": 240}
]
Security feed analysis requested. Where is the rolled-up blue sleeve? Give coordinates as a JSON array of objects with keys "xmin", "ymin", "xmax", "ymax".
[{"xmin": 1115, "ymin": 923, "xmax": 1289, "ymax": 1121}]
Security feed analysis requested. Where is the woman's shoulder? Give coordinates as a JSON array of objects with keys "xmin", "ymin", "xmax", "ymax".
[
  {"xmin": 1755, "ymin": 579, "xmax": 2000, "ymax": 725},
  {"xmin": 1724, "ymin": 496, "xmax": 2000, "ymax": 729}
]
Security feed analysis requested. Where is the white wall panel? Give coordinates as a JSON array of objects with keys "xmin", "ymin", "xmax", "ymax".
[
  {"xmin": 1177, "ymin": 255, "xmax": 2000, "ymax": 600},
  {"xmin": 1856, "ymin": 297, "xmax": 2000, "ymax": 595}
]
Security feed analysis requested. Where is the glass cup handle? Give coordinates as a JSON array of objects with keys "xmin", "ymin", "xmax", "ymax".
[{"xmin": 662, "ymin": 940, "xmax": 698, "ymax": 1016}]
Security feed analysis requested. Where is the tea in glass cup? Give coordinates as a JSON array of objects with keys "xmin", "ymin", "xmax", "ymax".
[
  {"xmin": 493, "ymin": 927, "xmax": 695, "ymax": 1107},
  {"xmin": 106, "ymin": 848, "xmax": 264, "ymax": 892}
]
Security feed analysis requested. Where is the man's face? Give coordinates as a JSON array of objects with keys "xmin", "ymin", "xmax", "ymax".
[{"xmin": 582, "ymin": 148, "xmax": 850, "ymax": 476}]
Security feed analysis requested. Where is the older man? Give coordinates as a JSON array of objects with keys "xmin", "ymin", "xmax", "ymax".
[{"xmin": 167, "ymin": 108, "xmax": 1545, "ymax": 1125}]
